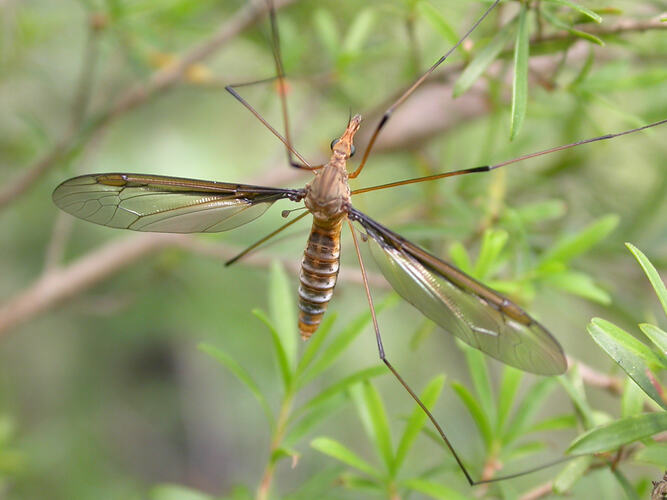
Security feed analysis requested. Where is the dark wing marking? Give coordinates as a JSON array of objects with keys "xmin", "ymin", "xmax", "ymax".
[
  {"xmin": 53, "ymin": 173, "xmax": 304, "ymax": 233},
  {"xmin": 348, "ymin": 207, "xmax": 566, "ymax": 376}
]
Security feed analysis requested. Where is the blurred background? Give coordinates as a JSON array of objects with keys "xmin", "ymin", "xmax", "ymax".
[{"xmin": 0, "ymin": 0, "xmax": 666, "ymax": 499}]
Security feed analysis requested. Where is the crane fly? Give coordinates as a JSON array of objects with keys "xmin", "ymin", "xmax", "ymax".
[{"xmin": 52, "ymin": 0, "xmax": 666, "ymax": 485}]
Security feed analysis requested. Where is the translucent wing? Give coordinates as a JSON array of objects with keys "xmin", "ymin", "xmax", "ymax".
[
  {"xmin": 53, "ymin": 173, "xmax": 303, "ymax": 233},
  {"xmin": 349, "ymin": 207, "xmax": 566, "ymax": 375}
]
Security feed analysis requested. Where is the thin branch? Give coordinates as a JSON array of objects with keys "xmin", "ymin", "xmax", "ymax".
[
  {"xmin": 0, "ymin": 222, "xmax": 388, "ymax": 339},
  {"xmin": 0, "ymin": 0, "xmax": 297, "ymax": 210}
]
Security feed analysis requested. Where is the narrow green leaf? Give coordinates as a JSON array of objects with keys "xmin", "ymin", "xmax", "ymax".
[
  {"xmin": 543, "ymin": 0, "xmax": 602, "ymax": 23},
  {"xmin": 540, "ymin": 8, "xmax": 604, "ymax": 46},
  {"xmin": 454, "ymin": 20, "xmax": 515, "ymax": 97},
  {"xmin": 311, "ymin": 437, "xmax": 382, "ymax": 479},
  {"xmin": 285, "ymin": 394, "xmax": 346, "ymax": 447},
  {"xmin": 622, "ymin": 378, "xmax": 646, "ymax": 418},
  {"xmin": 527, "ymin": 414, "xmax": 577, "ymax": 433},
  {"xmin": 513, "ymin": 199, "xmax": 566, "ymax": 225},
  {"xmin": 626, "ymin": 243, "xmax": 667, "ymax": 318},
  {"xmin": 360, "ymin": 381, "xmax": 393, "ymax": 473},
  {"xmin": 409, "ymin": 319, "xmax": 436, "ymax": 351},
  {"xmin": 588, "ymin": 318, "xmax": 667, "ymax": 409},
  {"xmin": 150, "ymin": 484, "xmax": 213, "ymax": 500},
  {"xmin": 417, "ymin": 1, "xmax": 459, "ymax": 45},
  {"xmin": 539, "ymin": 214, "xmax": 619, "ymax": 267},
  {"xmin": 543, "ymin": 270, "xmax": 611, "ymax": 304},
  {"xmin": 497, "ymin": 366, "xmax": 523, "ymax": 432},
  {"xmin": 270, "ymin": 446, "xmax": 299, "ymax": 466},
  {"xmin": 198, "ymin": 343, "xmax": 273, "ymax": 426},
  {"xmin": 567, "ymin": 412, "xmax": 667, "ymax": 455},
  {"xmin": 269, "ymin": 261, "xmax": 297, "ymax": 372},
  {"xmin": 253, "ymin": 309, "xmax": 292, "ymax": 390},
  {"xmin": 300, "ymin": 294, "xmax": 396, "ymax": 386},
  {"xmin": 402, "ymin": 478, "xmax": 473, "ymax": 500},
  {"xmin": 640, "ymin": 324, "xmax": 667, "ymax": 358},
  {"xmin": 460, "ymin": 342, "xmax": 495, "ymax": 424},
  {"xmin": 503, "ymin": 440, "xmax": 547, "ymax": 461},
  {"xmin": 503, "ymin": 377, "xmax": 558, "ymax": 445},
  {"xmin": 448, "ymin": 241, "xmax": 473, "ymax": 275},
  {"xmin": 342, "ymin": 8, "xmax": 375, "ymax": 53},
  {"xmin": 635, "ymin": 443, "xmax": 667, "ymax": 467},
  {"xmin": 313, "ymin": 9, "xmax": 339, "ymax": 58},
  {"xmin": 394, "ymin": 375, "xmax": 446, "ymax": 472},
  {"xmin": 339, "ymin": 473, "xmax": 382, "ymax": 491},
  {"xmin": 296, "ymin": 313, "xmax": 337, "ymax": 377},
  {"xmin": 295, "ymin": 366, "xmax": 387, "ymax": 419},
  {"xmin": 474, "ymin": 229, "xmax": 509, "ymax": 280},
  {"xmin": 611, "ymin": 468, "xmax": 641, "ymax": 500},
  {"xmin": 510, "ymin": 5, "xmax": 529, "ymax": 140},
  {"xmin": 451, "ymin": 382, "xmax": 493, "ymax": 449},
  {"xmin": 558, "ymin": 365, "xmax": 596, "ymax": 429},
  {"xmin": 552, "ymin": 456, "xmax": 592, "ymax": 494}
]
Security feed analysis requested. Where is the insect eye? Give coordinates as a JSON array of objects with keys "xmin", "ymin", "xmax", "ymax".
[
  {"xmin": 349, "ymin": 144, "xmax": 356, "ymax": 157},
  {"xmin": 330, "ymin": 138, "xmax": 339, "ymax": 150}
]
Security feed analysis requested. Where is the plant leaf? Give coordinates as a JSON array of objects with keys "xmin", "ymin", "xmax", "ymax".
[
  {"xmin": 342, "ymin": 8, "xmax": 375, "ymax": 54},
  {"xmin": 296, "ymin": 313, "xmax": 337, "ymax": 377},
  {"xmin": 626, "ymin": 243, "xmax": 667, "ymax": 318},
  {"xmin": 394, "ymin": 375, "xmax": 446, "ymax": 472},
  {"xmin": 474, "ymin": 229, "xmax": 508, "ymax": 280},
  {"xmin": 542, "ymin": 270, "xmax": 611, "ymax": 304},
  {"xmin": 360, "ymin": 381, "xmax": 393, "ymax": 473},
  {"xmin": 285, "ymin": 394, "xmax": 346, "ymax": 447},
  {"xmin": 402, "ymin": 478, "xmax": 473, "ymax": 500},
  {"xmin": 294, "ymin": 366, "xmax": 387, "ymax": 419},
  {"xmin": 253, "ymin": 309, "xmax": 292, "ymax": 390},
  {"xmin": 150, "ymin": 484, "xmax": 213, "ymax": 500},
  {"xmin": 451, "ymin": 382, "xmax": 492, "ymax": 449},
  {"xmin": 453, "ymin": 21, "xmax": 515, "ymax": 97},
  {"xmin": 543, "ymin": 0, "xmax": 602, "ymax": 23},
  {"xmin": 611, "ymin": 468, "xmax": 641, "ymax": 500},
  {"xmin": 567, "ymin": 412, "xmax": 667, "ymax": 455},
  {"xmin": 510, "ymin": 5, "xmax": 529, "ymax": 140},
  {"xmin": 588, "ymin": 318, "xmax": 667, "ymax": 409},
  {"xmin": 539, "ymin": 214, "xmax": 619, "ymax": 267},
  {"xmin": 311, "ymin": 437, "xmax": 382, "ymax": 479},
  {"xmin": 460, "ymin": 342, "xmax": 495, "ymax": 424},
  {"xmin": 300, "ymin": 294, "xmax": 396, "ymax": 386},
  {"xmin": 503, "ymin": 377, "xmax": 558, "ymax": 445},
  {"xmin": 640, "ymin": 324, "xmax": 667, "ymax": 359},
  {"xmin": 417, "ymin": 1, "xmax": 459, "ymax": 45},
  {"xmin": 497, "ymin": 366, "xmax": 523, "ymax": 432},
  {"xmin": 269, "ymin": 261, "xmax": 297, "ymax": 372},
  {"xmin": 552, "ymin": 455, "xmax": 592, "ymax": 494},
  {"xmin": 635, "ymin": 443, "xmax": 667, "ymax": 467},
  {"xmin": 198, "ymin": 343, "xmax": 273, "ymax": 426}
]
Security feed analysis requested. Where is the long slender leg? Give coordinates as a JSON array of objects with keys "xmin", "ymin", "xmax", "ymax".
[
  {"xmin": 225, "ymin": 0, "xmax": 322, "ymax": 170},
  {"xmin": 349, "ymin": 0, "xmax": 501, "ymax": 179},
  {"xmin": 225, "ymin": 210, "xmax": 309, "ymax": 266},
  {"xmin": 346, "ymin": 219, "xmax": 476, "ymax": 486},
  {"xmin": 350, "ymin": 118, "xmax": 667, "ymax": 195}
]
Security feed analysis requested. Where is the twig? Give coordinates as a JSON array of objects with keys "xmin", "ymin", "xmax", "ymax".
[
  {"xmin": 0, "ymin": 0, "xmax": 297, "ymax": 210},
  {"xmin": 519, "ymin": 480, "xmax": 554, "ymax": 500},
  {"xmin": 0, "ymin": 229, "xmax": 387, "ymax": 338}
]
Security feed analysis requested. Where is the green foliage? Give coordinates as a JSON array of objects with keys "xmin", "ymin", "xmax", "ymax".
[
  {"xmin": 195, "ymin": 262, "xmax": 388, "ymax": 499},
  {"xmin": 2, "ymin": 0, "xmax": 666, "ymax": 499}
]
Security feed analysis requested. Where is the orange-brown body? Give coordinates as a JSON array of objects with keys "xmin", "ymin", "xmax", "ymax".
[{"xmin": 298, "ymin": 115, "xmax": 362, "ymax": 339}]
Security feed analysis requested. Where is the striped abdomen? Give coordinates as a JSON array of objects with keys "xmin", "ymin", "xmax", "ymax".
[{"xmin": 298, "ymin": 218, "xmax": 343, "ymax": 339}]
